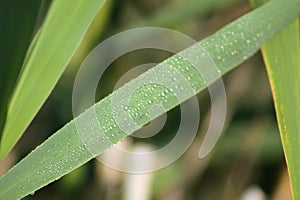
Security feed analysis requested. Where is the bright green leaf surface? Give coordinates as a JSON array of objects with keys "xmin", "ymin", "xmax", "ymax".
[
  {"xmin": 252, "ymin": 0, "xmax": 300, "ymax": 198},
  {"xmin": 262, "ymin": 20, "xmax": 300, "ymax": 199},
  {"xmin": 0, "ymin": 0, "xmax": 107, "ymax": 160},
  {"xmin": 0, "ymin": 0, "xmax": 299, "ymax": 199}
]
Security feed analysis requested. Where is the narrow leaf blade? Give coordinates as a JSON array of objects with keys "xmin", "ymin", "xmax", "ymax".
[
  {"xmin": 262, "ymin": 20, "xmax": 300, "ymax": 199},
  {"xmin": 0, "ymin": 0, "xmax": 299, "ymax": 199},
  {"xmin": 0, "ymin": 0, "xmax": 44, "ymax": 137},
  {"xmin": 0, "ymin": 0, "xmax": 107, "ymax": 160},
  {"xmin": 253, "ymin": 1, "xmax": 300, "ymax": 196}
]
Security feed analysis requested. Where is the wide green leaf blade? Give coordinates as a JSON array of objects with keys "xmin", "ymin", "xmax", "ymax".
[
  {"xmin": 0, "ymin": 0, "xmax": 299, "ymax": 199},
  {"xmin": 251, "ymin": 0, "xmax": 300, "ymax": 198},
  {"xmin": 0, "ymin": 0, "xmax": 107, "ymax": 160}
]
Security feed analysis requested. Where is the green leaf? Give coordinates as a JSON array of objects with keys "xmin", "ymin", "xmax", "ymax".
[
  {"xmin": 0, "ymin": 0, "xmax": 45, "ymax": 137},
  {"xmin": 0, "ymin": 0, "xmax": 299, "ymax": 199},
  {"xmin": 263, "ymin": 20, "xmax": 300, "ymax": 199},
  {"xmin": 0, "ymin": 0, "xmax": 107, "ymax": 160},
  {"xmin": 251, "ymin": 0, "xmax": 300, "ymax": 198}
]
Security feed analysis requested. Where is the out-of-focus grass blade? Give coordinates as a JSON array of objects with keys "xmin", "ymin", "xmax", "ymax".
[
  {"xmin": 0, "ymin": 0, "xmax": 298, "ymax": 199},
  {"xmin": 252, "ymin": 0, "xmax": 300, "ymax": 198},
  {"xmin": 0, "ymin": 0, "xmax": 44, "ymax": 137},
  {"xmin": 262, "ymin": 20, "xmax": 300, "ymax": 199},
  {"xmin": 69, "ymin": 0, "xmax": 113, "ymax": 69},
  {"xmin": 0, "ymin": 0, "xmax": 107, "ymax": 160},
  {"xmin": 131, "ymin": 0, "xmax": 242, "ymax": 28}
]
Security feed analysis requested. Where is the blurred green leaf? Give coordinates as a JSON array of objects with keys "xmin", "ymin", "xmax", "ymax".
[
  {"xmin": 251, "ymin": 0, "xmax": 300, "ymax": 198},
  {"xmin": 69, "ymin": 0, "xmax": 113, "ymax": 70},
  {"xmin": 252, "ymin": 0, "xmax": 300, "ymax": 198},
  {"xmin": 0, "ymin": 0, "xmax": 107, "ymax": 160},
  {"xmin": 0, "ymin": 0, "xmax": 44, "ymax": 137},
  {"xmin": 0, "ymin": 0, "xmax": 299, "ymax": 198},
  {"xmin": 132, "ymin": 0, "xmax": 243, "ymax": 28},
  {"xmin": 262, "ymin": 20, "xmax": 300, "ymax": 199}
]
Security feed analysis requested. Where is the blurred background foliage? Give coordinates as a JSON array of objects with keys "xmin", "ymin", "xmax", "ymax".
[{"xmin": 0, "ymin": 0, "xmax": 291, "ymax": 199}]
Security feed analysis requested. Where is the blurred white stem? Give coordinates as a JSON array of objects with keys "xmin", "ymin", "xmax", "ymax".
[
  {"xmin": 240, "ymin": 185, "xmax": 266, "ymax": 200},
  {"xmin": 123, "ymin": 144, "xmax": 155, "ymax": 200}
]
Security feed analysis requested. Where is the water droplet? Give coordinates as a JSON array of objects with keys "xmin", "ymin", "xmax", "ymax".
[{"xmin": 231, "ymin": 50, "xmax": 237, "ymax": 55}]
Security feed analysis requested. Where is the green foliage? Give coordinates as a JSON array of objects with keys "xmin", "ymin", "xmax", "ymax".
[
  {"xmin": 252, "ymin": 0, "xmax": 300, "ymax": 198},
  {"xmin": 0, "ymin": 0, "xmax": 299, "ymax": 199},
  {"xmin": 0, "ymin": 0, "xmax": 107, "ymax": 160},
  {"xmin": 0, "ymin": 0, "xmax": 44, "ymax": 136},
  {"xmin": 132, "ymin": 0, "xmax": 242, "ymax": 28}
]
